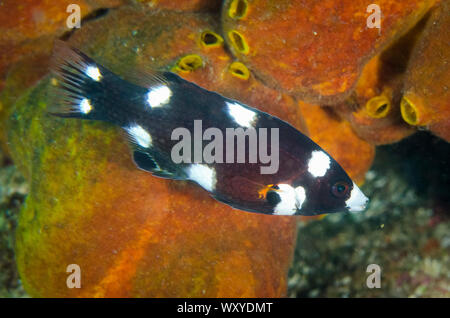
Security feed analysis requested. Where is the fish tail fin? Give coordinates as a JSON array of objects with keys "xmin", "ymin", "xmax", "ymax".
[{"xmin": 48, "ymin": 40, "xmax": 126, "ymax": 124}]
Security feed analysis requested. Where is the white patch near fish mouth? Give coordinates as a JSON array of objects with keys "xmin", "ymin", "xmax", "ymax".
[
  {"xmin": 125, "ymin": 124, "xmax": 152, "ymax": 148},
  {"xmin": 273, "ymin": 184, "xmax": 306, "ymax": 215},
  {"xmin": 226, "ymin": 101, "xmax": 257, "ymax": 128},
  {"xmin": 186, "ymin": 164, "xmax": 216, "ymax": 192},
  {"xmin": 147, "ymin": 85, "xmax": 172, "ymax": 108},
  {"xmin": 308, "ymin": 150, "xmax": 331, "ymax": 178},
  {"xmin": 85, "ymin": 65, "xmax": 102, "ymax": 81},
  {"xmin": 346, "ymin": 182, "xmax": 369, "ymax": 212},
  {"xmin": 79, "ymin": 98, "xmax": 92, "ymax": 114}
]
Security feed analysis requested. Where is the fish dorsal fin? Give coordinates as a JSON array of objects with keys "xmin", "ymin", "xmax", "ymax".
[
  {"xmin": 122, "ymin": 69, "xmax": 169, "ymax": 89},
  {"xmin": 112, "ymin": 61, "xmax": 179, "ymax": 91}
]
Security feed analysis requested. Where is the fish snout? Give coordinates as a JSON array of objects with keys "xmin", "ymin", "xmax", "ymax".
[{"xmin": 346, "ymin": 182, "xmax": 369, "ymax": 213}]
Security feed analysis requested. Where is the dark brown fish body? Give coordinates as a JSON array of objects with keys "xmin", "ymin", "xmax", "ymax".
[{"xmin": 50, "ymin": 40, "xmax": 368, "ymax": 216}]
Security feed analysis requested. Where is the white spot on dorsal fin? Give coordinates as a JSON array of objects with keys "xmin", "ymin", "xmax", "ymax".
[
  {"xmin": 308, "ymin": 150, "xmax": 331, "ymax": 178},
  {"xmin": 85, "ymin": 65, "xmax": 102, "ymax": 81},
  {"xmin": 186, "ymin": 164, "xmax": 216, "ymax": 192},
  {"xmin": 226, "ymin": 101, "xmax": 256, "ymax": 128},
  {"xmin": 79, "ymin": 98, "xmax": 92, "ymax": 114},
  {"xmin": 147, "ymin": 85, "xmax": 172, "ymax": 108},
  {"xmin": 125, "ymin": 124, "xmax": 152, "ymax": 148}
]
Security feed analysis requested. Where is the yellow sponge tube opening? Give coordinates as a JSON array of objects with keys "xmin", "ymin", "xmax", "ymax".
[
  {"xmin": 400, "ymin": 95, "xmax": 419, "ymax": 125},
  {"xmin": 228, "ymin": 0, "xmax": 248, "ymax": 19},
  {"xmin": 175, "ymin": 54, "xmax": 204, "ymax": 73},
  {"xmin": 365, "ymin": 95, "xmax": 391, "ymax": 118},
  {"xmin": 200, "ymin": 31, "xmax": 224, "ymax": 48},
  {"xmin": 228, "ymin": 30, "xmax": 249, "ymax": 55},
  {"xmin": 229, "ymin": 61, "xmax": 250, "ymax": 80}
]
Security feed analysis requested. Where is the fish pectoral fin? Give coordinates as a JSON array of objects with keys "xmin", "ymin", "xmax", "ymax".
[
  {"xmin": 132, "ymin": 150, "xmax": 186, "ymax": 180},
  {"xmin": 258, "ymin": 184, "xmax": 279, "ymax": 199}
]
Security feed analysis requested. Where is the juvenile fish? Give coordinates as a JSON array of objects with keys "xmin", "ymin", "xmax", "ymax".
[{"xmin": 49, "ymin": 40, "xmax": 369, "ymax": 216}]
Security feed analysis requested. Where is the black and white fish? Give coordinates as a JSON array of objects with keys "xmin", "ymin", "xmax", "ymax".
[{"xmin": 49, "ymin": 40, "xmax": 369, "ymax": 216}]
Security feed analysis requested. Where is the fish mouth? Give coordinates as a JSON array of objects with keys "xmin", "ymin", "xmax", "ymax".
[{"xmin": 346, "ymin": 182, "xmax": 369, "ymax": 213}]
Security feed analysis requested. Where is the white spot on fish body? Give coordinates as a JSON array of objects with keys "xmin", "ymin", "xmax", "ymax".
[
  {"xmin": 186, "ymin": 164, "xmax": 216, "ymax": 192},
  {"xmin": 226, "ymin": 101, "xmax": 256, "ymax": 128},
  {"xmin": 308, "ymin": 150, "xmax": 331, "ymax": 177},
  {"xmin": 79, "ymin": 98, "xmax": 92, "ymax": 114},
  {"xmin": 125, "ymin": 124, "xmax": 152, "ymax": 148},
  {"xmin": 147, "ymin": 85, "xmax": 172, "ymax": 108},
  {"xmin": 85, "ymin": 65, "xmax": 102, "ymax": 81},
  {"xmin": 273, "ymin": 184, "xmax": 297, "ymax": 215}
]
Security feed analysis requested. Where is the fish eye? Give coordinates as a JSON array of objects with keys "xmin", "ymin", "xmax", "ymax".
[{"xmin": 331, "ymin": 181, "xmax": 350, "ymax": 198}]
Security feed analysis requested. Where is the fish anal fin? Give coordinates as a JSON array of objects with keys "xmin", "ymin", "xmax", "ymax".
[
  {"xmin": 132, "ymin": 150, "xmax": 186, "ymax": 180},
  {"xmin": 133, "ymin": 150, "xmax": 158, "ymax": 172}
]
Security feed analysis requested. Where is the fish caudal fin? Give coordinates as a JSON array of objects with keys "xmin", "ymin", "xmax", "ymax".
[
  {"xmin": 49, "ymin": 40, "xmax": 137, "ymax": 126},
  {"xmin": 49, "ymin": 40, "xmax": 103, "ymax": 119}
]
